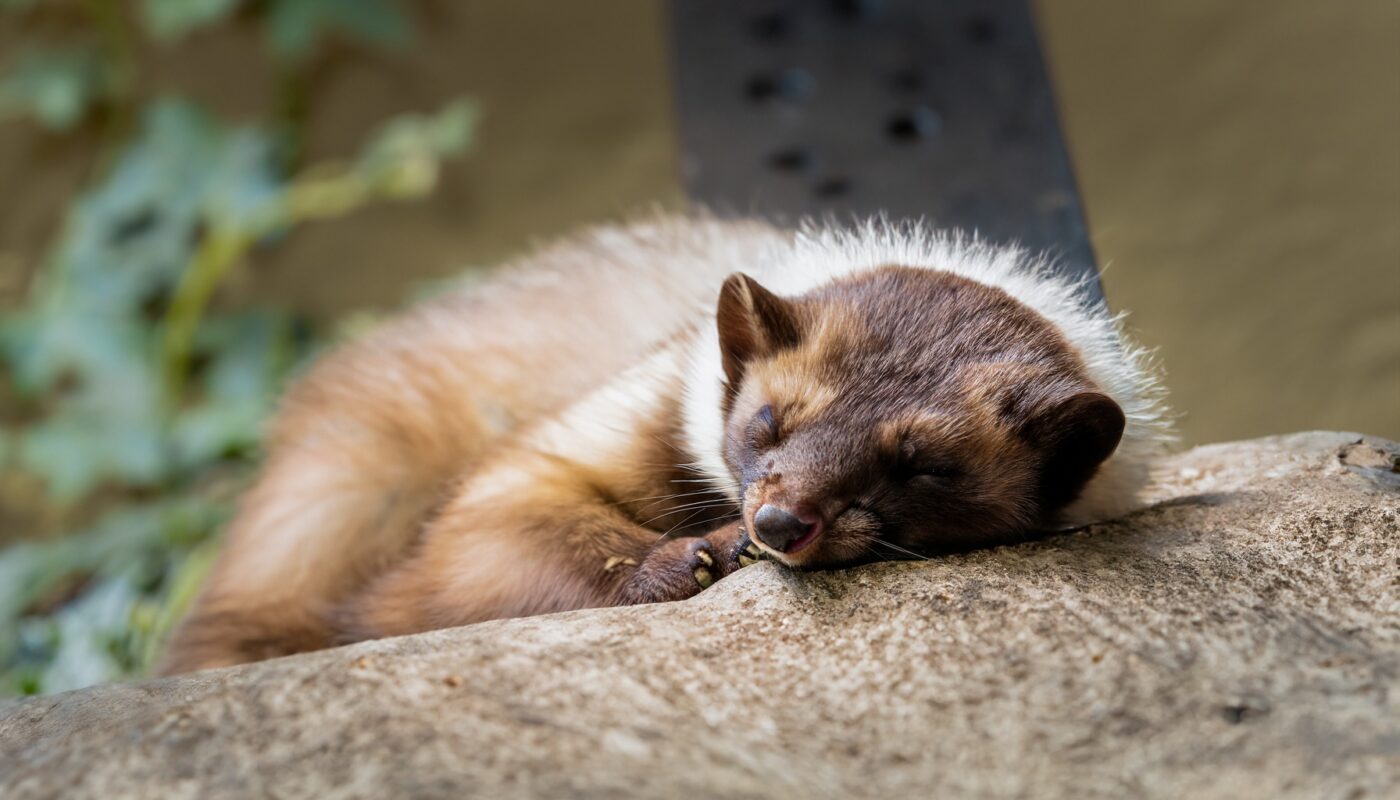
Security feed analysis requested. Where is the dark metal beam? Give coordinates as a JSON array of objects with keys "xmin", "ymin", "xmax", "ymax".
[{"xmin": 668, "ymin": 0, "xmax": 1102, "ymax": 301}]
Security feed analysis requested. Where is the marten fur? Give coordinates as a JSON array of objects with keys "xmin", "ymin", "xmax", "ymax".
[{"xmin": 160, "ymin": 216, "xmax": 1171, "ymax": 674}]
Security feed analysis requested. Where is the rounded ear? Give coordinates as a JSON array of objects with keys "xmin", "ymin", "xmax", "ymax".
[
  {"xmin": 1027, "ymin": 389, "xmax": 1126, "ymax": 510},
  {"xmin": 963, "ymin": 361, "xmax": 1125, "ymax": 512},
  {"xmin": 715, "ymin": 273, "xmax": 800, "ymax": 386}
]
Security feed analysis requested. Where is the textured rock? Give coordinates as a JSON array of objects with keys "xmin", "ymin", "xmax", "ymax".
[{"xmin": 1, "ymin": 432, "xmax": 1397, "ymax": 799}]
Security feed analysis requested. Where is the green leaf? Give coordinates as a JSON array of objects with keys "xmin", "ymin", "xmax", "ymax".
[
  {"xmin": 0, "ymin": 98, "xmax": 286, "ymax": 498},
  {"xmin": 355, "ymin": 97, "xmax": 476, "ymax": 197},
  {"xmin": 140, "ymin": 0, "xmax": 242, "ymax": 41},
  {"xmin": 0, "ymin": 498, "xmax": 218, "ymax": 628},
  {"xmin": 0, "ymin": 47, "xmax": 108, "ymax": 131},
  {"xmin": 63, "ymin": 99, "xmax": 280, "ymax": 303},
  {"xmin": 0, "ymin": 92, "xmax": 477, "ymax": 695},
  {"xmin": 172, "ymin": 311, "xmax": 297, "ymax": 468},
  {"xmin": 266, "ymin": 0, "xmax": 413, "ymax": 60},
  {"xmin": 36, "ymin": 573, "xmax": 140, "ymax": 693},
  {"xmin": 0, "ymin": 497, "xmax": 225, "ymax": 693}
]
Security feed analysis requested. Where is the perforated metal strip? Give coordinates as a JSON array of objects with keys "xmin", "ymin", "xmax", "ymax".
[{"xmin": 668, "ymin": 0, "xmax": 1103, "ymax": 302}]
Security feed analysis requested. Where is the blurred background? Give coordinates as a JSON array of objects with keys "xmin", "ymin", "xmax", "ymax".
[{"xmin": 0, "ymin": 1, "xmax": 1396, "ymax": 695}]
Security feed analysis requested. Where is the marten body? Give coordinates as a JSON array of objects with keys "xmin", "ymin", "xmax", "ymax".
[{"xmin": 161, "ymin": 216, "xmax": 1170, "ymax": 674}]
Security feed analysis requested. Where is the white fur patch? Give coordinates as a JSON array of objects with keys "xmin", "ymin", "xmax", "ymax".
[
  {"xmin": 530, "ymin": 345, "xmax": 686, "ymax": 461},
  {"xmin": 680, "ymin": 218, "xmax": 1173, "ymax": 523}
]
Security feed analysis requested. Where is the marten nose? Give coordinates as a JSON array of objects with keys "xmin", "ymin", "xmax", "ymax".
[{"xmin": 752, "ymin": 504, "xmax": 824, "ymax": 554}]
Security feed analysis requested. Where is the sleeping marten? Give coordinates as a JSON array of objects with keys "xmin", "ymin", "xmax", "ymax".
[{"xmin": 160, "ymin": 216, "xmax": 1171, "ymax": 674}]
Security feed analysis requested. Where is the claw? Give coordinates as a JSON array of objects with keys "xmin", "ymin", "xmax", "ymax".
[
  {"xmin": 694, "ymin": 566, "xmax": 714, "ymax": 588},
  {"xmin": 737, "ymin": 535, "xmax": 764, "ymax": 568},
  {"xmin": 603, "ymin": 555, "xmax": 638, "ymax": 572}
]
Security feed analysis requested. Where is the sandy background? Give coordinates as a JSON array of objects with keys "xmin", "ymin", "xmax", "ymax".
[
  {"xmin": 1040, "ymin": 0, "xmax": 1399, "ymax": 443},
  {"xmin": 1, "ymin": 0, "xmax": 1396, "ymax": 445}
]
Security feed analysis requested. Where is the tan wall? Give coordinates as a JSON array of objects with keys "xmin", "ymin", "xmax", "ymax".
[{"xmin": 1038, "ymin": 0, "xmax": 1400, "ymax": 443}]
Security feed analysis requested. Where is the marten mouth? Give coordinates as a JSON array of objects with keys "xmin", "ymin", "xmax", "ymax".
[{"xmin": 782, "ymin": 520, "xmax": 823, "ymax": 554}]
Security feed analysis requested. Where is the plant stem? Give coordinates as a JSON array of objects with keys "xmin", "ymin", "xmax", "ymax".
[
  {"xmin": 160, "ymin": 229, "xmax": 249, "ymax": 407},
  {"xmin": 158, "ymin": 148, "xmax": 428, "ymax": 405}
]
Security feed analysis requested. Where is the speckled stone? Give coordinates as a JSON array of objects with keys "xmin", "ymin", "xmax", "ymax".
[{"xmin": 2, "ymin": 432, "xmax": 1397, "ymax": 799}]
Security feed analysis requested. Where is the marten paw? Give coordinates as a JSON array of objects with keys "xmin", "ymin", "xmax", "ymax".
[
  {"xmin": 616, "ymin": 528, "xmax": 764, "ymax": 605},
  {"xmin": 691, "ymin": 532, "xmax": 764, "ymax": 587},
  {"xmin": 717, "ymin": 528, "xmax": 765, "ymax": 574},
  {"xmin": 618, "ymin": 537, "xmax": 722, "ymax": 604}
]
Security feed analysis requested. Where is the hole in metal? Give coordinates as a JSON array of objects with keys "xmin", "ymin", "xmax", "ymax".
[
  {"xmin": 767, "ymin": 146, "xmax": 814, "ymax": 172},
  {"xmin": 751, "ymin": 12, "xmax": 793, "ymax": 42},
  {"xmin": 887, "ymin": 106, "xmax": 943, "ymax": 141},
  {"xmin": 745, "ymin": 68, "xmax": 816, "ymax": 103},
  {"xmin": 833, "ymin": 0, "xmax": 882, "ymax": 21},
  {"xmin": 814, "ymin": 177, "xmax": 852, "ymax": 197}
]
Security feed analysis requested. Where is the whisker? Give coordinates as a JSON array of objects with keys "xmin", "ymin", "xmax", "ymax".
[
  {"xmin": 655, "ymin": 508, "xmax": 713, "ymax": 542},
  {"xmin": 869, "ymin": 539, "xmax": 930, "ymax": 561},
  {"xmin": 633, "ymin": 495, "xmax": 731, "ymax": 516},
  {"xmin": 649, "ymin": 433, "xmax": 695, "ymax": 457},
  {"xmin": 634, "ymin": 461, "xmax": 740, "ymax": 493},
  {"xmin": 660, "ymin": 510, "xmax": 706, "ymax": 538},
  {"xmin": 657, "ymin": 511, "xmax": 742, "ymax": 543},
  {"xmin": 605, "ymin": 487, "xmax": 727, "ymax": 512},
  {"xmin": 636, "ymin": 501, "xmax": 736, "ymax": 529},
  {"xmin": 623, "ymin": 488, "xmax": 721, "ymax": 503}
]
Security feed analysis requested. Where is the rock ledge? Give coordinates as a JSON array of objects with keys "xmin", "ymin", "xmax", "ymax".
[{"xmin": 1, "ymin": 432, "xmax": 1397, "ymax": 799}]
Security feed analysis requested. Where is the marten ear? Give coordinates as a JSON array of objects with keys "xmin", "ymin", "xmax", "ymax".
[
  {"xmin": 969, "ymin": 363, "xmax": 1125, "ymax": 511},
  {"xmin": 715, "ymin": 273, "xmax": 800, "ymax": 386},
  {"xmin": 1020, "ymin": 385, "xmax": 1125, "ymax": 511}
]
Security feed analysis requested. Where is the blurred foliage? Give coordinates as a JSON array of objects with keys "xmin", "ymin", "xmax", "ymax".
[
  {"xmin": 0, "ymin": 0, "xmax": 474, "ymax": 695},
  {"xmin": 0, "ymin": 45, "xmax": 113, "ymax": 131}
]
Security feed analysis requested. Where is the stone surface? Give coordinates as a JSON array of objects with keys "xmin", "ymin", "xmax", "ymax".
[{"xmin": 1, "ymin": 432, "xmax": 1397, "ymax": 799}]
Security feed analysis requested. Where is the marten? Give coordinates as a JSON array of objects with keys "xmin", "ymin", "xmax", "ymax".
[{"xmin": 160, "ymin": 215, "xmax": 1171, "ymax": 674}]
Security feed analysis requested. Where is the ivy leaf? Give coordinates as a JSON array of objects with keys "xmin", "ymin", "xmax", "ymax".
[
  {"xmin": 203, "ymin": 127, "xmax": 286, "ymax": 231},
  {"xmin": 34, "ymin": 573, "xmax": 139, "ymax": 693},
  {"xmin": 0, "ymin": 89, "xmax": 476, "ymax": 694},
  {"xmin": 0, "ymin": 499, "xmax": 220, "ymax": 634},
  {"xmin": 62, "ymin": 100, "xmax": 278, "ymax": 305},
  {"xmin": 0, "ymin": 497, "xmax": 224, "ymax": 694},
  {"xmin": 0, "ymin": 98, "xmax": 284, "ymax": 497},
  {"xmin": 266, "ymin": 0, "xmax": 413, "ymax": 60},
  {"xmin": 172, "ymin": 311, "xmax": 297, "ymax": 468},
  {"xmin": 16, "ymin": 364, "xmax": 167, "ymax": 501},
  {"xmin": 140, "ymin": 0, "xmax": 242, "ymax": 41},
  {"xmin": 0, "ymin": 47, "xmax": 108, "ymax": 131},
  {"xmin": 355, "ymin": 98, "xmax": 476, "ymax": 197}
]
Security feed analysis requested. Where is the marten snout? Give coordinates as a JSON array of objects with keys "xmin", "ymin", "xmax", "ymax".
[{"xmin": 752, "ymin": 503, "xmax": 824, "ymax": 554}]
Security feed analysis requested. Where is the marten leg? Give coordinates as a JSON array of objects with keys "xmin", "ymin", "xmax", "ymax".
[{"xmin": 342, "ymin": 480, "xmax": 763, "ymax": 641}]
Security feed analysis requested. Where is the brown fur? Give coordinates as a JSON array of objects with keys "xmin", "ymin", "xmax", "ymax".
[
  {"xmin": 160, "ymin": 222, "xmax": 1125, "ymax": 674},
  {"xmin": 720, "ymin": 267, "xmax": 1123, "ymax": 567}
]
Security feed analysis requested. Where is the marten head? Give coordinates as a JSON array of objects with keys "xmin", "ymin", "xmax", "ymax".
[{"xmin": 714, "ymin": 266, "xmax": 1125, "ymax": 568}]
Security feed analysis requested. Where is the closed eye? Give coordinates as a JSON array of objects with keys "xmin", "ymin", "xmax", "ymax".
[
  {"xmin": 751, "ymin": 404, "xmax": 780, "ymax": 446},
  {"xmin": 896, "ymin": 441, "xmax": 960, "ymax": 483},
  {"xmin": 908, "ymin": 464, "xmax": 960, "ymax": 481}
]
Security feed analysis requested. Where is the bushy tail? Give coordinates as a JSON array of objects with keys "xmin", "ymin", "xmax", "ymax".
[{"xmin": 159, "ymin": 305, "xmax": 494, "ymax": 674}]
